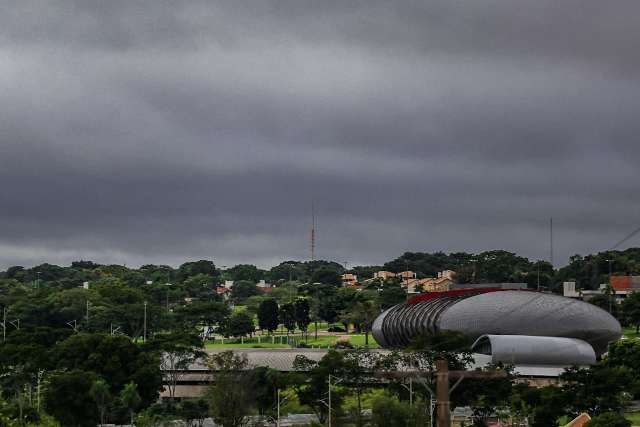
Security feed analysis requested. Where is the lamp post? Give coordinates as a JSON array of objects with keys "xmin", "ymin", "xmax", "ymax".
[
  {"xmin": 143, "ymin": 301, "xmax": 148, "ymax": 342},
  {"xmin": 276, "ymin": 388, "xmax": 291, "ymax": 427},
  {"xmin": 606, "ymin": 258, "xmax": 614, "ymax": 313},
  {"xmin": 327, "ymin": 374, "xmax": 344, "ymax": 427}
]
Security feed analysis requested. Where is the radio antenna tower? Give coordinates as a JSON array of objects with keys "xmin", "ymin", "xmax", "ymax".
[
  {"xmin": 549, "ymin": 217, "xmax": 554, "ymax": 267},
  {"xmin": 311, "ymin": 202, "xmax": 316, "ymax": 262}
]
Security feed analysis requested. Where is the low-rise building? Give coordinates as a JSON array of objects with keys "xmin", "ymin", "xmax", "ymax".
[
  {"xmin": 373, "ymin": 271, "xmax": 397, "ymax": 280},
  {"xmin": 341, "ymin": 273, "xmax": 358, "ymax": 286},
  {"xmin": 216, "ymin": 287, "xmax": 231, "ymax": 300},
  {"xmin": 563, "ymin": 280, "xmax": 632, "ymax": 302},
  {"xmin": 365, "ymin": 270, "xmax": 457, "ymax": 293},
  {"xmin": 257, "ymin": 279, "xmax": 272, "ymax": 288},
  {"xmin": 397, "ymin": 271, "xmax": 417, "ymax": 280}
]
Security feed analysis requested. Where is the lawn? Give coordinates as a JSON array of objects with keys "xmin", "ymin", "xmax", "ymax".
[
  {"xmin": 205, "ymin": 341, "xmax": 291, "ymax": 349},
  {"xmin": 626, "ymin": 412, "xmax": 640, "ymax": 425},
  {"xmin": 205, "ymin": 333, "xmax": 379, "ymax": 349},
  {"xmin": 624, "ymin": 326, "xmax": 640, "ymax": 339}
]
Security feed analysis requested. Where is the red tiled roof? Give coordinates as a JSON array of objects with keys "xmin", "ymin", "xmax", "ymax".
[
  {"xmin": 565, "ymin": 413, "xmax": 591, "ymax": 427},
  {"xmin": 611, "ymin": 276, "xmax": 631, "ymax": 290}
]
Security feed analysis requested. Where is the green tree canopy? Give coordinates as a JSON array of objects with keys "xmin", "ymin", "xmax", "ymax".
[
  {"xmin": 220, "ymin": 312, "xmax": 255, "ymax": 338},
  {"xmin": 279, "ymin": 303, "xmax": 296, "ymax": 334},
  {"xmin": 226, "ymin": 264, "xmax": 265, "ymax": 283},
  {"xmin": 585, "ymin": 412, "xmax": 631, "ymax": 427},
  {"xmin": 257, "ymin": 299, "xmax": 279, "ymax": 334},
  {"xmin": 230, "ymin": 281, "xmax": 259, "ymax": 303},
  {"xmin": 621, "ymin": 291, "xmax": 640, "ymax": 333},
  {"xmin": 44, "ymin": 370, "xmax": 99, "ymax": 427},
  {"xmin": 50, "ymin": 333, "xmax": 162, "ymax": 407}
]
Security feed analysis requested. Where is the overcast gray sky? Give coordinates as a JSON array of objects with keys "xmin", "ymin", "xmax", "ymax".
[{"xmin": 2, "ymin": 0, "xmax": 640, "ymax": 270}]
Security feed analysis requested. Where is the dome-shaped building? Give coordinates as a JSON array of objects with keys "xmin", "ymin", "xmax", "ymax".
[{"xmin": 371, "ymin": 288, "xmax": 621, "ymax": 365}]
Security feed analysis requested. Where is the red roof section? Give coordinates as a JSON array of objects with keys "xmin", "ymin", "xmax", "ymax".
[
  {"xmin": 611, "ymin": 276, "xmax": 631, "ymax": 290},
  {"xmin": 565, "ymin": 413, "xmax": 591, "ymax": 427}
]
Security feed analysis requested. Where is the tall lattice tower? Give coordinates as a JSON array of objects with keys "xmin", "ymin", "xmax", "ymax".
[{"xmin": 310, "ymin": 202, "xmax": 316, "ymax": 261}]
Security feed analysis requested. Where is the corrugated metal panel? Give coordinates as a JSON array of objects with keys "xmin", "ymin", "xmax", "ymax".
[
  {"xmin": 439, "ymin": 291, "xmax": 621, "ymax": 356},
  {"xmin": 471, "ymin": 335, "xmax": 596, "ymax": 366}
]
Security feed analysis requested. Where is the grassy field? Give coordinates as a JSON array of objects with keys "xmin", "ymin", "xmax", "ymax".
[
  {"xmin": 205, "ymin": 333, "xmax": 379, "ymax": 349},
  {"xmin": 624, "ymin": 326, "xmax": 640, "ymax": 339}
]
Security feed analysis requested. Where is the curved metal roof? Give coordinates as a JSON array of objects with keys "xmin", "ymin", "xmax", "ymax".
[
  {"xmin": 439, "ymin": 291, "xmax": 621, "ymax": 355},
  {"xmin": 471, "ymin": 334, "xmax": 596, "ymax": 365},
  {"xmin": 372, "ymin": 290, "xmax": 621, "ymax": 359}
]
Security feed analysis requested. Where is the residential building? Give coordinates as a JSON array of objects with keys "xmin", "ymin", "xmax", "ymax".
[
  {"xmin": 341, "ymin": 273, "xmax": 358, "ymax": 286},
  {"xmin": 257, "ymin": 279, "xmax": 272, "ymax": 288},
  {"xmin": 216, "ymin": 287, "xmax": 231, "ymax": 300},
  {"xmin": 373, "ymin": 271, "xmax": 396, "ymax": 280},
  {"xmin": 563, "ymin": 279, "xmax": 632, "ymax": 302},
  {"xmin": 397, "ymin": 271, "xmax": 417, "ymax": 280}
]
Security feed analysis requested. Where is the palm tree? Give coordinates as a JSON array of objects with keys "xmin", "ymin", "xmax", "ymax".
[
  {"xmin": 90, "ymin": 378, "xmax": 111, "ymax": 427},
  {"xmin": 120, "ymin": 382, "xmax": 141, "ymax": 426}
]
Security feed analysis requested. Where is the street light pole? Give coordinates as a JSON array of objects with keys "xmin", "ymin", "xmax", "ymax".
[
  {"xmin": 606, "ymin": 258, "xmax": 614, "ymax": 314},
  {"xmin": 328, "ymin": 375, "xmax": 332, "ymax": 427},
  {"xmin": 86, "ymin": 300, "xmax": 90, "ymax": 326},
  {"xmin": 36, "ymin": 370, "xmax": 44, "ymax": 413},
  {"xmin": 143, "ymin": 301, "xmax": 148, "ymax": 342},
  {"xmin": 2, "ymin": 306, "xmax": 6, "ymax": 343}
]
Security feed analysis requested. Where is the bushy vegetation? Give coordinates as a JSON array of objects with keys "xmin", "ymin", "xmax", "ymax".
[{"xmin": 2, "ymin": 248, "xmax": 640, "ymax": 424}]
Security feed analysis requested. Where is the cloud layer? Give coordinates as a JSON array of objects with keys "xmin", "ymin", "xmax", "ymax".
[{"xmin": 2, "ymin": 1, "xmax": 640, "ymax": 269}]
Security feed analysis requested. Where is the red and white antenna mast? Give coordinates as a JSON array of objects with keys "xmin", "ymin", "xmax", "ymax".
[{"xmin": 311, "ymin": 202, "xmax": 316, "ymax": 261}]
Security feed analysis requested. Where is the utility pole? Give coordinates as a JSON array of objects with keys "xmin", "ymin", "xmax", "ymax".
[
  {"xmin": 435, "ymin": 359, "xmax": 507, "ymax": 427},
  {"xmin": 86, "ymin": 300, "xmax": 90, "ymax": 326},
  {"xmin": 378, "ymin": 360, "xmax": 507, "ymax": 427},
  {"xmin": 608, "ymin": 258, "xmax": 614, "ymax": 314},
  {"xmin": 1, "ymin": 306, "xmax": 6, "ymax": 343},
  {"xmin": 143, "ymin": 301, "xmax": 148, "ymax": 342},
  {"xmin": 328, "ymin": 374, "xmax": 332, "ymax": 427},
  {"xmin": 66, "ymin": 320, "xmax": 77, "ymax": 332},
  {"xmin": 36, "ymin": 370, "xmax": 44, "ymax": 413},
  {"xmin": 326, "ymin": 374, "xmax": 343, "ymax": 427},
  {"xmin": 400, "ymin": 378, "xmax": 414, "ymax": 407},
  {"xmin": 550, "ymin": 217, "xmax": 554, "ymax": 268},
  {"xmin": 608, "ymin": 258, "xmax": 613, "ymax": 283},
  {"xmin": 435, "ymin": 359, "xmax": 451, "ymax": 427}
]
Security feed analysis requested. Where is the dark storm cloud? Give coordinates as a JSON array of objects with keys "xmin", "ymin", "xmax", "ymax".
[{"xmin": 2, "ymin": 0, "xmax": 640, "ymax": 269}]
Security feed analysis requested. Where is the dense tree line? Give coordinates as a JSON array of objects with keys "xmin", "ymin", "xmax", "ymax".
[{"xmin": 2, "ymin": 248, "xmax": 640, "ymax": 424}]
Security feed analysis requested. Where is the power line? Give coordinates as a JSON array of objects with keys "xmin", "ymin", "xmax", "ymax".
[{"xmin": 610, "ymin": 224, "xmax": 640, "ymax": 251}]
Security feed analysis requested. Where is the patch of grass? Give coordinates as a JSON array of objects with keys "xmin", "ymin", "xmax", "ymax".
[
  {"xmin": 204, "ymin": 333, "xmax": 380, "ymax": 349},
  {"xmin": 624, "ymin": 326, "xmax": 640, "ymax": 339},
  {"xmin": 625, "ymin": 411, "xmax": 640, "ymax": 424},
  {"xmin": 232, "ymin": 305, "xmax": 248, "ymax": 313},
  {"xmin": 289, "ymin": 333, "xmax": 379, "ymax": 349},
  {"xmin": 205, "ymin": 341, "xmax": 290, "ymax": 349}
]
